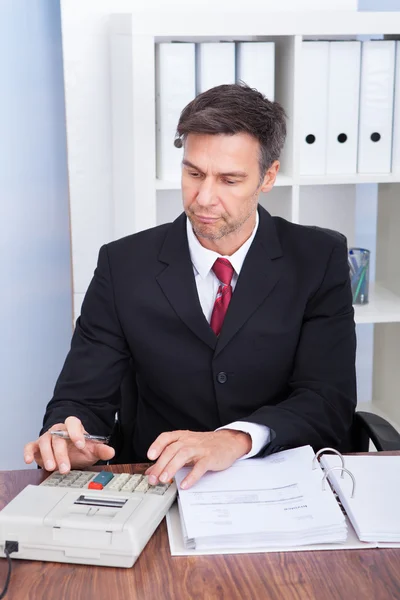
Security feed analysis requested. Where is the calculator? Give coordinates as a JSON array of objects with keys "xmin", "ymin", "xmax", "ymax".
[{"xmin": 0, "ymin": 470, "xmax": 177, "ymax": 567}]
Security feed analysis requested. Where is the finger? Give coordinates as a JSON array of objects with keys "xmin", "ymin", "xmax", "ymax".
[
  {"xmin": 64, "ymin": 416, "xmax": 86, "ymax": 450},
  {"xmin": 24, "ymin": 441, "xmax": 38, "ymax": 464},
  {"xmin": 51, "ymin": 435, "xmax": 72, "ymax": 474},
  {"xmin": 158, "ymin": 447, "xmax": 197, "ymax": 485},
  {"xmin": 38, "ymin": 433, "xmax": 58, "ymax": 472},
  {"xmin": 147, "ymin": 442, "xmax": 182, "ymax": 485},
  {"xmin": 180, "ymin": 459, "xmax": 209, "ymax": 490},
  {"xmin": 147, "ymin": 431, "xmax": 182, "ymax": 461}
]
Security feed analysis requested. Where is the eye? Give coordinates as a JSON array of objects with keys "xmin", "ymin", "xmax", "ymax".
[
  {"xmin": 189, "ymin": 171, "xmax": 201, "ymax": 178},
  {"xmin": 224, "ymin": 179, "xmax": 237, "ymax": 185}
]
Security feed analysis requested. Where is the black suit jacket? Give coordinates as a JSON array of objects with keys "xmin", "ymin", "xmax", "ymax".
[{"xmin": 42, "ymin": 206, "xmax": 357, "ymax": 460}]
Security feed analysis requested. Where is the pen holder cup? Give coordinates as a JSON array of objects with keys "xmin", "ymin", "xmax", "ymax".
[{"xmin": 348, "ymin": 248, "xmax": 370, "ymax": 305}]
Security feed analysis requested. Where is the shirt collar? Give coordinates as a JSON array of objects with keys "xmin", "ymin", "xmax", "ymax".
[{"xmin": 186, "ymin": 210, "xmax": 259, "ymax": 279}]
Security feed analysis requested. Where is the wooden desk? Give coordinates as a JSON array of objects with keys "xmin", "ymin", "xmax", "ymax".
[{"xmin": 0, "ymin": 463, "xmax": 399, "ymax": 600}]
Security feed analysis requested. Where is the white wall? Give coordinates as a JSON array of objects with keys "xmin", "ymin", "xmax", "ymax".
[{"xmin": 0, "ymin": 0, "xmax": 73, "ymax": 468}]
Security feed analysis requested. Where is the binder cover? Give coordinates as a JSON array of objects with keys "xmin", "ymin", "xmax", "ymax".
[
  {"xmin": 357, "ymin": 40, "xmax": 396, "ymax": 174},
  {"xmin": 326, "ymin": 41, "xmax": 361, "ymax": 175}
]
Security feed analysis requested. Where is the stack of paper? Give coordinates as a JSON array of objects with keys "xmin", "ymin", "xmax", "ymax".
[
  {"xmin": 321, "ymin": 454, "xmax": 400, "ymax": 543},
  {"xmin": 174, "ymin": 446, "xmax": 347, "ymax": 550}
]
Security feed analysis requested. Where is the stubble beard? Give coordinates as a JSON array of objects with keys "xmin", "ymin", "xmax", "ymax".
[{"xmin": 188, "ymin": 208, "xmax": 254, "ymax": 242}]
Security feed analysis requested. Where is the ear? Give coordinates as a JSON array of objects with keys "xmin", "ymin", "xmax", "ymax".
[{"xmin": 260, "ymin": 161, "xmax": 280, "ymax": 193}]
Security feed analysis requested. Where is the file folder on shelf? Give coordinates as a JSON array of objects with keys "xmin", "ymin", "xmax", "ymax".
[
  {"xmin": 236, "ymin": 42, "xmax": 275, "ymax": 101},
  {"xmin": 196, "ymin": 42, "xmax": 235, "ymax": 94},
  {"xmin": 357, "ymin": 40, "xmax": 396, "ymax": 174},
  {"xmin": 300, "ymin": 42, "xmax": 330, "ymax": 176},
  {"xmin": 326, "ymin": 41, "xmax": 361, "ymax": 175},
  {"xmin": 391, "ymin": 41, "xmax": 400, "ymax": 173},
  {"xmin": 155, "ymin": 43, "xmax": 196, "ymax": 181}
]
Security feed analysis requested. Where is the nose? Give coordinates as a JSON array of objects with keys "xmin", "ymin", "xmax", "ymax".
[{"xmin": 196, "ymin": 178, "xmax": 218, "ymax": 208}]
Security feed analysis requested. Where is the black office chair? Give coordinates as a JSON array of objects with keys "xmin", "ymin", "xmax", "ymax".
[{"xmin": 109, "ymin": 225, "xmax": 400, "ymax": 463}]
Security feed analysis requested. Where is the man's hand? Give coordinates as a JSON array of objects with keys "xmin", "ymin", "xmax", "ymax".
[
  {"xmin": 145, "ymin": 429, "xmax": 252, "ymax": 490},
  {"xmin": 23, "ymin": 417, "xmax": 115, "ymax": 473}
]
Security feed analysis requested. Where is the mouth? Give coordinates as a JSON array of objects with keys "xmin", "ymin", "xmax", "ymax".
[{"xmin": 195, "ymin": 215, "xmax": 220, "ymax": 224}]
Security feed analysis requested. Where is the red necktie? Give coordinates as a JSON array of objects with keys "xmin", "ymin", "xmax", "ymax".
[{"xmin": 210, "ymin": 258, "xmax": 234, "ymax": 336}]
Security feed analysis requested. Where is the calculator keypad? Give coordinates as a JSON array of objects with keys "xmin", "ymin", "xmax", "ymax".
[{"xmin": 41, "ymin": 471, "xmax": 171, "ymax": 495}]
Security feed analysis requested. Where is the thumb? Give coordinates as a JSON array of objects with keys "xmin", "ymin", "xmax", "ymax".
[{"xmin": 90, "ymin": 443, "xmax": 116, "ymax": 462}]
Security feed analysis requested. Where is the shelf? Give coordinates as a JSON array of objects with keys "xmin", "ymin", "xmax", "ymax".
[
  {"xmin": 354, "ymin": 283, "xmax": 400, "ymax": 325},
  {"xmin": 112, "ymin": 11, "xmax": 400, "ymax": 38},
  {"xmin": 155, "ymin": 173, "xmax": 400, "ymax": 190},
  {"xmin": 299, "ymin": 173, "xmax": 400, "ymax": 186},
  {"xmin": 155, "ymin": 173, "xmax": 293, "ymax": 190}
]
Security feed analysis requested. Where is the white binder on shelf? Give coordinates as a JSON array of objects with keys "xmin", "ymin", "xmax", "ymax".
[
  {"xmin": 155, "ymin": 43, "xmax": 196, "ymax": 181},
  {"xmin": 300, "ymin": 41, "xmax": 330, "ymax": 176},
  {"xmin": 357, "ymin": 40, "xmax": 396, "ymax": 175},
  {"xmin": 391, "ymin": 42, "xmax": 400, "ymax": 173},
  {"xmin": 236, "ymin": 42, "xmax": 275, "ymax": 101},
  {"xmin": 326, "ymin": 41, "xmax": 361, "ymax": 175},
  {"xmin": 196, "ymin": 42, "xmax": 235, "ymax": 94}
]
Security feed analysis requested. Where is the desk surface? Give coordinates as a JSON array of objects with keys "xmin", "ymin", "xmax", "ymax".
[{"xmin": 0, "ymin": 460, "xmax": 400, "ymax": 600}]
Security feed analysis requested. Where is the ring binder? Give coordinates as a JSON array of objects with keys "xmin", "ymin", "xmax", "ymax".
[
  {"xmin": 322, "ymin": 466, "xmax": 356, "ymax": 499},
  {"xmin": 312, "ymin": 447, "xmax": 345, "ymax": 477}
]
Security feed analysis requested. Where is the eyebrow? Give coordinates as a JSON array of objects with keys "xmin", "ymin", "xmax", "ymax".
[{"xmin": 182, "ymin": 159, "xmax": 248, "ymax": 178}]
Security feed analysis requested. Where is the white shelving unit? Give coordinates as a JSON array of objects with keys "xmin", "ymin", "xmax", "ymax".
[{"xmin": 109, "ymin": 9, "xmax": 400, "ymax": 430}]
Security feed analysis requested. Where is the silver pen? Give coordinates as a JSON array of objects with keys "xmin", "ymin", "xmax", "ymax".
[{"xmin": 50, "ymin": 430, "xmax": 110, "ymax": 444}]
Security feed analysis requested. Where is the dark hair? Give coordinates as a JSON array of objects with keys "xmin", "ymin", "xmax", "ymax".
[{"xmin": 174, "ymin": 82, "xmax": 287, "ymax": 179}]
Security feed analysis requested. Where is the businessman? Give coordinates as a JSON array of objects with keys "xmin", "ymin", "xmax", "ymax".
[{"xmin": 24, "ymin": 83, "xmax": 357, "ymax": 489}]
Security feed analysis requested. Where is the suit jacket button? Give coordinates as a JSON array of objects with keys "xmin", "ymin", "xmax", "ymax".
[{"xmin": 217, "ymin": 372, "xmax": 227, "ymax": 384}]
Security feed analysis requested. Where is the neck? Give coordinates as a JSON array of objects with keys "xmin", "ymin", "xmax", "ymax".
[{"xmin": 196, "ymin": 212, "xmax": 257, "ymax": 256}]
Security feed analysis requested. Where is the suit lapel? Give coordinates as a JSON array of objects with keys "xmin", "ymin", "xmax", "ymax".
[
  {"xmin": 155, "ymin": 206, "xmax": 283, "ymax": 355},
  {"xmin": 156, "ymin": 213, "xmax": 217, "ymax": 351},
  {"xmin": 214, "ymin": 206, "xmax": 284, "ymax": 357}
]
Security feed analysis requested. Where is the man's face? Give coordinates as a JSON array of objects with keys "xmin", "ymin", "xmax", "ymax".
[{"xmin": 182, "ymin": 132, "xmax": 271, "ymax": 242}]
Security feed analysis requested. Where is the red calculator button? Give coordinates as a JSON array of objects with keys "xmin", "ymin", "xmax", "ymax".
[{"xmin": 88, "ymin": 482, "xmax": 103, "ymax": 490}]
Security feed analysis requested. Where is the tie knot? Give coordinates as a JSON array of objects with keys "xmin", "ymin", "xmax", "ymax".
[{"xmin": 212, "ymin": 258, "xmax": 234, "ymax": 286}]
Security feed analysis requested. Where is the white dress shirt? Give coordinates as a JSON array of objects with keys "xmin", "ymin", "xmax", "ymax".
[{"xmin": 186, "ymin": 213, "xmax": 270, "ymax": 459}]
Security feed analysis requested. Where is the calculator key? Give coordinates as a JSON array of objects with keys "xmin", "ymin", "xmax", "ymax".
[
  {"xmin": 91, "ymin": 471, "xmax": 114, "ymax": 486},
  {"xmin": 121, "ymin": 475, "xmax": 143, "ymax": 492},
  {"xmin": 148, "ymin": 483, "xmax": 170, "ymax": 495},
  {"xmin": 88, "ymin": 482, "xmax": 103, "ymax": 490},
  {"xmin": 135, "ymin": 477, "xmax": 150, "ymax": 494},
  {"xmin": 64, "ymin": 473, "xmax": 80, "ymax": 483},
  {"xmin": 42, "ymin": 479, "xmax": 58, "ymax": 486},
  {"xmin": 106, "ymin": 474, "xmax": 130, "ymax": 491}
]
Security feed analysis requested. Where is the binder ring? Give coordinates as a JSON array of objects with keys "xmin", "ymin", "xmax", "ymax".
[
  {"xmin": 312, "ymin": 448, "xmax": 345, "ymax": 477},
  {"xmin": 322, "ymin": 466, "xmax": 356, "ymax": 498}
]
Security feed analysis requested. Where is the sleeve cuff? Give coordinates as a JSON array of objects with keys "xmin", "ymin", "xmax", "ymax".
[{"xmin": 217, "ymin": 421, "xmax": 270, "ymax": 459}]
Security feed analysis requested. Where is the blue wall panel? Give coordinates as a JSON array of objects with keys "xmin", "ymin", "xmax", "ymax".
[{"xmin": 0, "ymin": 0, "xmax": 72, "ymax": 468}]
